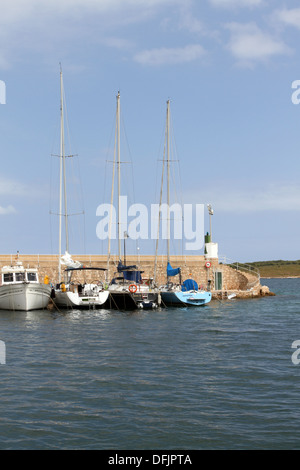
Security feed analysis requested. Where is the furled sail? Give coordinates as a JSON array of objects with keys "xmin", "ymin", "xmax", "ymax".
[
  {"xmin": 117, "ymin": 261, "xmax": 143, "ymax": 283},
  {"xmin": 167, "ymin": 262, "xmax": 181, "ymax": 277},
  {"xmin": 61, "ymin": 251, "xmax": 83, "ymax": 269}
]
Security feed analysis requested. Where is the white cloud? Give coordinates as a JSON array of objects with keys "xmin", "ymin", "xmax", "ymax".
[
  {"xmin": 177, "ymin": 8, "xmax": 205, "ymax": 35},
  {"xmin": 225, "ymin": 23, "xmax": 291, "ymax": 66},
  {"xmin": 102, "ymin": 37, "xmax": 135, "ymax": 50},
  {"xmin": 0, "ymin": 0, "xmax": 179, "ymax": 25},
  {"xmin": 219, "ymin": 184, "xmax": 300, "ymax": 212},
  {"xmin": 0, "ymin": 0, "xmax": 183, "ymax": 69},
  {"xmin": 209, "ymin": 0, "xmax": 262, "ymax": 7},
  {"xmin": 184, "ymin": 183, "xmax": 300, "ymax": 213},
  {"xmin": 273, "ymin": 8, "xmax": 300, "ymax": 29},
  {"xmin": 0, "ymin": 175, "xmax": 44, "ymax": 202},
  {"xmin": 134, "ymin": 44, "xmax": 206, "ymax": 66},
  {"xmin": 0, "ymin": 176, "xmax": 29, "ymax": 197},
  {"xmin": 0, "ymin": 205, "xmax": 16, "ymax": 215}
]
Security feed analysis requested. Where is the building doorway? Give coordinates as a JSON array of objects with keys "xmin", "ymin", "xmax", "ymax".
[{"xmin": 215, "ymin": 270, "xmax": 223, "ymax": 290}]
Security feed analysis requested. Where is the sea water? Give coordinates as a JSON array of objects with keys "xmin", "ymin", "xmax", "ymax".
[{"xmin": 0, "ymin": 278, "xmax": 300, "ymax": 450}]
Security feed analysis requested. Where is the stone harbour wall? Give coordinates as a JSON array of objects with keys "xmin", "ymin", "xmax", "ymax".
[{"xmin": 0, "ymin": 253, "xmax": 273, "ymax": 298}]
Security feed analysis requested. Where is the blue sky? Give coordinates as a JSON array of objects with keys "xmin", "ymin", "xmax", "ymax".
[{"xmin": 0, "ymin": 0, "xmax": 300, "ymax": 263}]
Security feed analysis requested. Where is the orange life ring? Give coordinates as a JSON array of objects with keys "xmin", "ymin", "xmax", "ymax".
[
  {"xmin": 205, "ymin": 261, "xmax": 211, "ymax": 268},
  {"xmin": 129, "ymin": 284, "xmax": 137, "ymax": 293}
]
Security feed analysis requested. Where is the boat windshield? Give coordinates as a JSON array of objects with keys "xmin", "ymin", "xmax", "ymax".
[
  {"xmin": 3, "ymin": 273, "xmax": 13, "ymax": 283},
  {"xmin": 15, "ymin": 272, "xmax": 25, "ymax": 282},
  {"xmin": 2, "ymin": 267, "xmax": 38, "ymax": 284}
]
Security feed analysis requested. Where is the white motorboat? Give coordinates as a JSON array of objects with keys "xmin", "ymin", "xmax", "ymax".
[{"xmin": 0, "ymin": 260, "xmax": 51, "ymax": 311}]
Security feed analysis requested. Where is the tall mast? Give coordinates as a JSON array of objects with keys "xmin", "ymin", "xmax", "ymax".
[
  {"xmin": 106, "ymin": 93, "xmax": 118, "ymax": 272},
  {"xmin": 154, "ymin": 100, "xmax": 170, "ymax": 283},
  {"xmin": 58, "ymin": 67, "xmax": 63, "ymax": 282},
  {"xmin": 117, "ymin": 91, "xmax": 121, "ymax": 261},
  {"xmin": 166, "ymin": 100, "xmax": 170, "ymax": 264},
  {"xmin": 58, "ymin": 65, "xmax": 69, "ymax": 283}
]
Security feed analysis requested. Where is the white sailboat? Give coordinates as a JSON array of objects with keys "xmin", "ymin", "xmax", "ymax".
[
  {"xmin": 54, "ymin": 252, "xmax": 109, "ymax": 308},
  {"xmin": 52, "ymin": 66, "xmax": 109, "ymax": 309},
  {"xmin": 156, "ymin": 100, "xmax": 212, "ymax": 307},
  {"xmin": 0, "ymin": 253, "xmax": 51, "ymax": 311},
  {"xmin": 107, "ymin": 92, "xmax": 159, "ymax": 310}
]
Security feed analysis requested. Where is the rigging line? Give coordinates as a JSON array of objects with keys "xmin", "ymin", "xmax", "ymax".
[
  {"xmin": 154, "ymin": 114, "xmax": 167, "ymax": 282},
  {"xmin": 49, "ymin": 196, "xmax": 54, "ymax": 257},
  {"xmin": 177, "ymin": 159, "xmax": 184, "ymax": 256},
  {"xmin": 49, "ymin": 149, "xmax": 54, "ymax": 257},
  {"xmin": 61, "ymin": 74, "xmax": 76, "ymax": 161},
  {"xmin": 168, "ymin": 111, "xmax": 184, "ymax": 257},
  {"xmin": 170, "ymin": 112, "xmax": 184, "ymax": 207},
  {"xmin": 102, "ymin": 130, "xmax": 115, "ymax": 205},
  {"xmin": 120, "ymin": 111, "xmax": 135, "ymax": 207},
  {"xmin": 62, "ymin": 77, "xmax": 88, "ymax": 256},
  {"xmin": 120, "ymin": 102, "xmax": 141, "ymax": 260},
  {"xmin": 153, "ymin": 119, "xmax": 166, "ymax": 205},
  {"xmin": 107, "ymin": 101, "xmax": 118, "ymax": 271},
  {"xmin": 152, "ymin": 113, "xmax": 167, "ymax": 257},
  {"xmin": 101, "ymin": 108, "xmax": 117, "ymax": 257}
]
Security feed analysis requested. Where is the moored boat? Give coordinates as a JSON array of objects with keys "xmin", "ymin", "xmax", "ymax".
[
  {"xmin": 155, "ymin": 100, "xmax": 211, "ymax": 308},
  {"xmin": 108, "ymin": 261, "xmax": 159, "ymax": 310},
  {"xmin": 53, "ymin": 264, "xmax": 109, "ymax": 309},
  {"xmin": 160, "ymin": 269, "xmax": 212, "ymax": 307},
  {"xmin": 51, "ymin": 67, "xmax": 109, "ymax": 310},
  {"xmin": 105, "ymin": 92, "xmax": 159, "ymax": 310},
  {"xmin": 0, "ymin": 260, "xmax": 51, "ymax": 311}
]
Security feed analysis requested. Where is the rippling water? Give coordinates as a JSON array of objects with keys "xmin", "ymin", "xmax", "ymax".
[{"xmin": 1, "ymin": 278, "xmax": 300, "ymax": 450}]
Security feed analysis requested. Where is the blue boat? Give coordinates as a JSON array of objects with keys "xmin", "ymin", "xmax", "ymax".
[
  {"xmin": 160, "ymin": 263, "xmax": 212, "ymax": 307},
  {"xmin": 155, "ymin": 100, "xmax": 212, "ymax": 308}
]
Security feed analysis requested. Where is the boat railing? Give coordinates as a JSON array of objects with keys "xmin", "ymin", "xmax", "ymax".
[{"xmin": 218, "ymin": 255, "xmax": 261, "ymax": 289}]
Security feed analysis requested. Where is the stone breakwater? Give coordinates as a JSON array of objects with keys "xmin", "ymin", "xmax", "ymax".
[{"xmin": 0, "ymin": 254, "xmax": 274, "ymax": 299}]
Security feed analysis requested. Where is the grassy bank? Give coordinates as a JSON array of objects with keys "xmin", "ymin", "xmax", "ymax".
[{"xmin": 247, "ymin": 260, "xmax": 300, "ymax": 278}]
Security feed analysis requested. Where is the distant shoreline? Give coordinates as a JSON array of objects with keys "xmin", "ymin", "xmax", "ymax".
[
  {"xmin": 248, "ymin": 261, "xmax": 300, "ymax": 279},
  {"xmin": 262, "ymin": 276, "xmax": 300, "ymax": 279}
]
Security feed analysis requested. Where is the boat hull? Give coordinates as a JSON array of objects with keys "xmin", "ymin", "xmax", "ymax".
[
  {"xmin": 0, "ymin": 283, "xmax": 52, "ymax": 311},
  {"xmin": 108, "ymin": 291, "xmax": 159, "ymax": 310},
  {"xmin": 53, "ymin": 290, "xmax": 110, "ymax": 308},
  {"xmin": 161, "ymin": 290, "xmax": 212, "ymax": 307}
]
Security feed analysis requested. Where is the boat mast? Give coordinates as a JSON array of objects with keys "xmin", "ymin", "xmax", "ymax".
[
  {"xmin": 58, "ymin": 67, "xmax": 63, "ymax": 283},
  {"xmin": 58, "ymin": 65, "xmax": 69, "ymax": 283},
  {"xmin": 106, "ymin": 97, "xmax": 118, "ymax": 273},
  {"xmin": 107, "ymin": 91, "xmax": 122, "ymax": 273},
  {"xmin": 117, "ymin": 91, "xmax": 121, "ymax": 261},
  {"xmin": 167, "ymin": 99, "xmax": 170, "ymax": 264},
  {"xmin": 154, "ymin": 100, "xmax": 169, "ymax": 283}
]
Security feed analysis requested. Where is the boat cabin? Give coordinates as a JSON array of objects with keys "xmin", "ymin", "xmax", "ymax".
[{"xmin": 1, "ymin": 263, "xmax": 39, "ymax": 285}]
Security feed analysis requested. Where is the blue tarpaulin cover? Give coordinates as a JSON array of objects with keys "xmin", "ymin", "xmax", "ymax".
[
  {"xmin": 181, "ymin": 279, "xmax": 198, "ymax": 291},
  {"xmin": 123, "ymin": 270, "xmax": 142, "ymax": 283},
  {"xmin": 117, "ymin": 261, "xmax": 142, "ymax": 283},
  {"xmin": 167, "ymin": 262, "xmax": 181, "ymax": 277}
]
